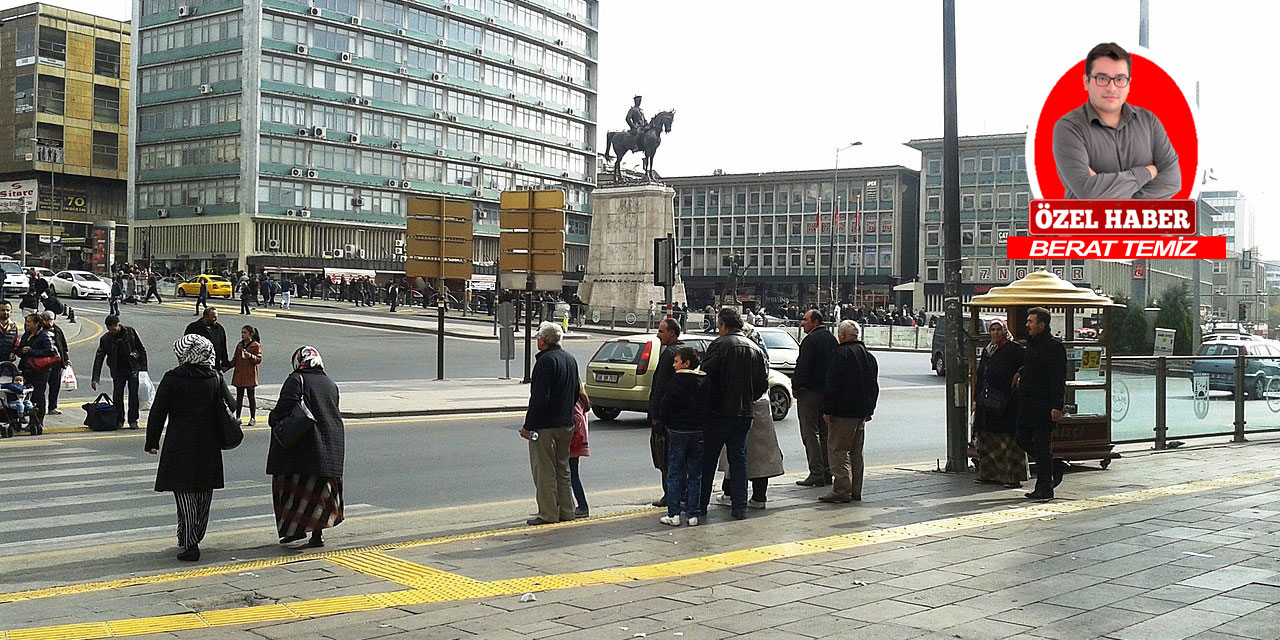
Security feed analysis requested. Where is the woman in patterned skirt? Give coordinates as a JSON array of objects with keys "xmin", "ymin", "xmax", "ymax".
[
  {"xmin": 267, "ymin": 345, "xmax": 345, "ymax": 547},
  {"xmin": 973, "ymin": 319, "xmax": 1029, "ymax": 488}
]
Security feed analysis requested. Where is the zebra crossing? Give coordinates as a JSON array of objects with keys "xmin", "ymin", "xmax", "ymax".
[{"xmin": 0, "ymin": 439, "xmax": 380, "ymax": 557}]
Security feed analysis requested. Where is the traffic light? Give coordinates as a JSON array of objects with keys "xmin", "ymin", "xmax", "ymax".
[{"xmin": 653, "ymin": 236, "xmax": 674, "ymax": 287}]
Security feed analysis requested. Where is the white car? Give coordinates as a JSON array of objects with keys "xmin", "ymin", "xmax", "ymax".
[
  {"xmin": 0, "ymin": 261, "xmax": 29, "ymax": 298},
  {"xmin": 50, "ymin": 270, "xmax": 111, "ymax": 299},
  {"xmin": 753, "ymin": 327, "xmax": 801, "ymax": 374}
]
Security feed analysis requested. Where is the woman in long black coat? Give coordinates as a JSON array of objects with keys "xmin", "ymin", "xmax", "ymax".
[
  {"xmin": 145, "ymin": 334, "xmax": 235, "ymax": 562},
  {"xmin": 268, "ymin": 345, "xmax": 345, "ymax": 548},
  {"xmin": 973, "ymin": 319, "xmax": 1028, "ymax": 488}
]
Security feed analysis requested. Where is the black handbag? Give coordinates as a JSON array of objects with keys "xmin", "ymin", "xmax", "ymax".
[
  {"xmin": 978, "ymin": 387, "xmax": 1009, "ymax": 415},
  {"xmin": 81, "ymin": 393, "xmax": 118, "ymax": 431},
  {"xmin": 271, "ymin": 375, "xmax": 315, "ymax": 449},
  {"xmin": 213, "ymin": 380, "xmax": 243, "ymax": 450}
]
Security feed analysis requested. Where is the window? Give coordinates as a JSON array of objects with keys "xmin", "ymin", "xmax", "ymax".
[
  {"xmin": 979, "ymin": 156, "xmax": 994, "ymax": 172},
  {"xmin": 979, "ymin": 193, "xmax": 993, "ymax": 211},
  {"xmin": 446, "ymin": 163, "xmax": 476, "ymax": 186},
  {"xmin": 998, "ymin": 155, "xmax": 1012, "ymax": 171},
  {"xmin": 979, "ymin": 223, "xmax": 993, "ymax": 246},
  {"xmin": 258, "ymin": 179, "xmax": 306, "ymax": 207},
  {"xmin": 927, "ymin": 157, "xmax": 941, "ymax": 176},
  {"xmin": 407, "ymin": 46, "xmax": 439, "ymax": 73},
  {"xmin": 360, "ymin": 150, "xmax": 397, "ymax": 177},
  {"xmin": 313, "ymin": 63, "xmax": 358, "ymax": 93},
  {"xmin": 446, "ymin": 128, "xmax": 480, "ymax": 153},
  {"xmin": 14, "ymin": 75, "xmax": 33, "ymax": 114},
  {"xmin": 405, "ymin": 157, "xmax": 443, "ymax": 183},
  {"xmin": 408, "ymin": 9, "xmax": 444, "ymax": 37},
  {"xmin": 314, "ymin": 25, "xmax": 355, "ymax": 53},
  {"xmin": 362, "ymin": 0, "xmax": 404, "ymax": 26},
  {"xmin": 926, "ymin": 259, "xmax": 940, "ymax": 282},
  {"xmin": 264, "ymin": 56, "xmax": 308, "ymax": 85},
  {"xmin": 92, "ymin": 131, "xmax": 118, "ymax": 170},
  {"xmin": 997, "ymin": 192, "xmax": 1012, "ymax": 209},
  {"xmin": 361, "ymin": 74, "xmax": 402, "ymax": 102},
  {"xmin": 447, "ymin": 55, "xmax": 482, "ymax": 82},
  {"xmin": 93, "ymin": 85, "xmax": 120, "ymax": 122},
  {"xmin": 15, "ymin": 28, "xmax": 34, "ymax": 58},
  {"xmin": 261, "ymin": 97, "xmax": 304, "ymax": 126},
  {"xmin": 482, "ymin": 134, "xmax": 512, "ymax": 159},
  {"xmin": 94, "ymin": 38, "xmax": 121, "ymax": 77},
  {"xmin": 363, "ymin": 35, "xmax": 402, "ymax": 64},
  {"xmin": 38, "ymin": 27, "xmax": 66, "ymax": 63},
  {"xmin": 406, "ymin": 119, "xmax": 442, "ymax": 145},
  {"xmin": 926, "ymin": 194, "xmax": 940, "ymax": 212},
  {"xmin": 314, "ymin": 145, "xmax": 356, "ymax": 172},
  {"xmin": 362, "ymin": 112, "xmax": 402, "ymax": 139},
  {"xmin": 447, "ymin": 20, "xmax": 482, "ymax": 47},
  {"xmin": 446, "ymin": 91, "xmax": 481, "ymax": 117},
  {"xmin": 961, "ymin": 225, "xmax": 975, "ymax": 245},
  {"xmin": 1016, "ymin": 192, "xmax": 1030, "ymax": 208},
  {"xmin": 37, "ymin": 76, "xmax": 65, "ymax": 115},
  {"xmin": 259, "ymin": 138, "xmax": 306, "ymax": 167},
  {"xmin": 407, "ymin": 83, "xmax": 442, "ymax": 110},
  {"xmin": 484, "ymin": 99, "xmax": 513, "ymax": 125},
  {"xmin": 265, "ymin": 14, "xmax": 305, "ymax": 45},
  {"xmin": 961, "ymin": 193, "xmax": 974, "ymax": 211},
  {"xmin": 962, "ymin": 157, "xmax": 976, "ymax": 173},
  {"xmin": 313, "ymin": 104, "xmax": 356, "ymax": 133},
  {"xmin": 926, "ymin": 226, "xmax": 940, "ymax": 247},
  {"xmin": 484, "ymin": 30, "xmax": 514, "ymax": 57},
  {"xmin": 485, "ymin": 64, "xmax": 513, "ymax": 90}
]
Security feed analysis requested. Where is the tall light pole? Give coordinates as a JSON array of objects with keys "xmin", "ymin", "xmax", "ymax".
[
  {"xmin": 814, "ymin": 195, "xmax": 822, "ymax": 309},
  {"xmin": 832, "ymin": 142, "xmax": 862, "ymax": 317}
]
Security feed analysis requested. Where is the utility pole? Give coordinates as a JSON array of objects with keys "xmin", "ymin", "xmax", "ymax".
[{"xmin": 942, "ymin": 0, "xmax": 968, "ymax": 472}]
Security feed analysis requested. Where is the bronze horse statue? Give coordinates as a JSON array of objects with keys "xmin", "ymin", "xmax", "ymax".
[{"xmin": 604, "ymin": 110, "xmax": 675, "ymax": 182}]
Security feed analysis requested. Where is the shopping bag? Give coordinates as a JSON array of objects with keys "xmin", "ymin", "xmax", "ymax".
[
  {"xmin": 60, "ymin": 365, "xmax": 78, "ymax": 392},
  {"xmin": 138, "ymin": 371, "xmax": 156, "ymax": 410},
  {"xmin": 82, "ymin": 393, "xmax": 118, "ymax": 431}
]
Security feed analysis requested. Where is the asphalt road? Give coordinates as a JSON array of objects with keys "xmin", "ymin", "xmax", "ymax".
[{"xmin": 0, "ymin": 298, "xmax": 948, "ymax": 580}]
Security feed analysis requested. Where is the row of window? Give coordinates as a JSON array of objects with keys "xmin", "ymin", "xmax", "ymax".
[
  {"xmin": 686, "ymin": 247, "xmax": 895, "ymax": 272},
  {"xmin": 922, "ymin": 260, "xmax": 1086, "ymax": 284},
  {"xmin": 140, "ymin": 12, "xmax": 241, "ymax": 54},
  {"xmin": 304, "ymin": 0, "xmax": 591, "ymax": 52},
  {"xmin": 924, "ymin": 222, "xmax": 1028, "ymax": 248},
  {"xmin": 12, "ymin": 27, "xmax": 122, "ymax": 77},
  {"xmin": 924, "ymin": 151, "xmax": 1027, "ymax": 177},
  {"xmin": 9, "ymin": 123, "xmax": 119, "ymax": 170},
  {"xmin": 924, "ymin": 190, "xmax": 1032, "ymax": 212},
  {"xmin": 257, "ymin": 180, "xmax": 401, "ymax": 216},
  {"xmin": 261, "ymin": 96, "xmax": 590, "ymax": 174},
  {"xmin": 137, "ymin": 96, "xmax": 241, "ymax": 132},
  {"xmin": 265, "ymin": 12, "xmax": 590, "ymax": 83},
  {"xmin": 137, "ymin": 178, "xmax": 239, "ymax": 208},
  {"xmin": 260, "ymin": 54, "xmax": 588, "ymax": 117},
  {"xmin": 676, "ymin": 214, "xmax": 895, "ymax": 241},
  {"xmin": 138, "ymin": 138, "xmax": 240, "ymax": 171},
  {"xmin": 677, "ymin": 180, "xmax": 896, "ymax": 211},
  {"xmin": 12, "ymin": 77, "xmax": 121, "ymax": 123},
  {"xmin": 138, "ymin": 54, "xmax": 240, "ymax": 93}
]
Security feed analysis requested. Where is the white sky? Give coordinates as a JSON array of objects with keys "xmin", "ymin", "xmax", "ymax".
[{"xmin": 34, "ymin": 0, "xmax": 1278, "ymax": 252}]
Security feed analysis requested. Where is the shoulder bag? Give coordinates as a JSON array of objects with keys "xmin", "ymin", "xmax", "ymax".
[
  {"xmin": 271, "ymin": 374, "xmax": 316, "ymax": 449},
  {"xmin": 213, "ymin": 378, "xmax": 243, "ymax": 450}
]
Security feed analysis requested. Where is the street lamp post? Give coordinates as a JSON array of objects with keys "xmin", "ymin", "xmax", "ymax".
[{"xmin": 831, "ymin": 142, "xmax": 862, "ymax": 319}]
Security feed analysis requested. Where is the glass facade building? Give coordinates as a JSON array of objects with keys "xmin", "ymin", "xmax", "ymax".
[
  {"xmin": 0, "ymin": 3, "xmax": 130, "ymax": 267},
  {"xmin": 665, "ymin": 167, "xmax": 920, "ymax": 310},
  {"xmin": 128, "ymin": 0, "xmax": 597, "ymax": 277},
  {"xmin": 1200, "ymin": 190, "xmax": 1255, "ymax": 253}
]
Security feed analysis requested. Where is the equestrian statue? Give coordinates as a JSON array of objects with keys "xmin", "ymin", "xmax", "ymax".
[{"xmin": 604, "ymin": 95, "xmax": 675, "ymax": 182}]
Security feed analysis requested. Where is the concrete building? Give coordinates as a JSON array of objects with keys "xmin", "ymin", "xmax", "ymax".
[
  {"xmin": 1200, "ymin": 189, "xmax": 1255, "ymax": 253},
  {"xmin": 665, "ymin": 167, "xmax": 920, "ymax": 310},
  {"xmin": 0, "ymin": 3, "xmax": 130, "ymax": 269},
  {"xmin": 128, "ymin": 0, "xmax": 597, "ymax": 284},
  {"xmin": 907, "ymin": 132, "xmax": 1210, "ymax": 311}
]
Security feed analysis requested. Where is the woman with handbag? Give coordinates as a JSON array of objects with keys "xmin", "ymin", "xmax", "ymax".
[
  {"xmin": 17, "ymin": 313, "xmax": 59, "ymax": 435},
  {"xmin": 144, "ymin": 334, "xmax": 236, "ymax": 562},
  {"xmin": 973, "ymin": 319, "xmax": 1028, "ymax": 488},
  {"xmin": 267, "ymin": 345, "xmax": 344, "ymax": 548},
  {"xmin": 231, "ymin": 325, "xmax": 262, "ymax": 425}
]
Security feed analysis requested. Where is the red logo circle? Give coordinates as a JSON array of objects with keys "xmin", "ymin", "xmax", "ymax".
[{"xmin": 1028, "ymin": 52, "xmax": 1199, "ymax": 199}]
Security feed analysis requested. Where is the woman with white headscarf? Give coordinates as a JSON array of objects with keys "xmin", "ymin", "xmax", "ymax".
[
  {"xmin": 145, "ymin": 333, "xmax": 236, "ymax": 562},
  {"xmin": 267, "ymin": 345, "xmax": 345, "ymax": 548}
]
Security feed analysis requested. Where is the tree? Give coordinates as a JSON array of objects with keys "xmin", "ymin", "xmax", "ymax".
[
  {"xmin": 1107, "ymin": 293, "xmax": 1149, "ymax": 355},
  {"xmin": 1153, "ymin": 284, "xmax": 1195, "ymax": 355}
]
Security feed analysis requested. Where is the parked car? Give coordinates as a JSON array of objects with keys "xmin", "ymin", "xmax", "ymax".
[
  {"xmin": 1191, "ymin": 337, "xmax": 1280, "ymax": 399},
  {"xmin": 27, "ymin": 267, "xmax": 55, "ymax": 281},
  {"xmin": 175, "ymin": 274, "xmax": 233, "ymax": 298},
  {"xmin": 49, "ymin": 270, "xmax": 111, "ymax": 299},
  {"xmin": 0, "ymin": 260, "xmax": 29, "ymax": 298},
  {"xmin": 752, "ymin": 326, "xmax": 800, "ymax": 374},
  {"xmin": 585, "ymin": 333, "xmax": 793, "ymax": 422}
]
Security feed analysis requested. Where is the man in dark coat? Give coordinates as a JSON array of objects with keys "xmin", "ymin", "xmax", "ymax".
[
  {"xmin": 698, "ymin": 307, "xmax": 768, "ymax": 520},
  {"xmin": 185, "ymin": 308, "xmax": 231, "ymax": 373},
  {"xmin": 647, "ymin": 318, "xmax": 685, "ymax": 507},
  {"xmin": 1015, "ymin": 307, "xmax": 1068, "ymax": 500},
  {"xmin": 520, "ymin": 322, "xmax": 581, "ymax": 526},
  {"xmin": 90, "ymin": 315, "xmax": 148, "ymax": 429},
  {"xmin": 820, "ymin": 320, "xmax": 879, "ymax": 503},
  {"xmin": 793, "ymin": 309, "xmax": 839, "ymax": 487}
]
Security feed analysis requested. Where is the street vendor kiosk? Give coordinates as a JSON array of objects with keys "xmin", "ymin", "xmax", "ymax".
[{"xmin": 967, "ymin": 270, "xmax": 1121, "ymax": 468}]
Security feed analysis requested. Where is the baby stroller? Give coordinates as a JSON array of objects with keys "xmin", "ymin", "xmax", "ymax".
[{"xmin": 0, "ymin": 361, "xmax": 33, "ymax": 438}]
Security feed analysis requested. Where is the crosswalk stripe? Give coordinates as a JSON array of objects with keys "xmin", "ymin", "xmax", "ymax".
[
  {"xmin": 14, "ymin": 475, "xmax": 158, "ymax": 495},
  {"xmin": 0, "ymin": 480, "xmax": 264, "ymax": 513},
  {"xmin": 3, "ymin": 454, "xmax": 134, "ymax": 469},
  {"xmin": 0, "ymin": 495, "xmax": 273, "ymax": 535},
  {"xmin": 0, "ymin": 446, "xmax": 98, "ymax": 461},
  {"xmin": 0, "ymin": 462, "xmax": 156, "ymax": 483}
]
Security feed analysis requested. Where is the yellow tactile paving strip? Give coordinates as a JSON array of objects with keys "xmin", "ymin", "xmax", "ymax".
[{"xmin": 4, "ymin": 470, "xmax": 1278, "ymax": 640}]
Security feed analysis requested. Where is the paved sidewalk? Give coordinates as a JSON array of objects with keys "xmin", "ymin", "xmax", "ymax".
[
  {"xmin": 255, "ymin": 377, "xmax": 532, "ymax": 418},
  {"xmin": 3, "ymin": 438, "xmax": 1280, "ymax": 639}
]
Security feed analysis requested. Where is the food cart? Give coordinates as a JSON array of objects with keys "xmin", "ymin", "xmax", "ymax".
[{"xmin": 966, "ymin": 270, "xmax": 1121, "ymax": 469}]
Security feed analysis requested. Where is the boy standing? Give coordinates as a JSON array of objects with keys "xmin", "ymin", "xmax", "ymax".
[{"xmin": 658, "ymin": 346, "xmax": 709, "ymax": 526}]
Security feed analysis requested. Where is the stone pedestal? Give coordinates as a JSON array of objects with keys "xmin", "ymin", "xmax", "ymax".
[{"xmin": 578, "ymin": 183, "xmax": 686, "ymax": 312}]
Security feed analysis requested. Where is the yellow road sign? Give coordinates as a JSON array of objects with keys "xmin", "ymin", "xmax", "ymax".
[
  {"xmin": 499, "ymin": 209, "xmax": 566, "ymax": 231},
  {"xmin": 498, "ymin": 253, "xmax": 564, "ymax": 273},
  {"xmin": 406, "ymin": 258, "xmax": 473, "ymax": 280},
  {"xmin": 498, "ymin": 230, "xmax": 565, "ymax": 254},
  {"xmin": 407, "ymin": 217, "xmax": 472, "ymax": 241},
  {"xmin": 499, "ymin": 189, "xmax": 565, "ymax": 211},
  {"xmin": 408, "ymin": 197, "xmax": 473, "ymax": 219}
]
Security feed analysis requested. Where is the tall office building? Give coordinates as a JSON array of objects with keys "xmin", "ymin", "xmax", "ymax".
[
  {"xmin": 0, "ymin": 3, "xmax": 130, "ymax": 269},
  {"xmin": 665, "ymin": 167, "xmax": 920, "ymax": 309},
  {"xmin": 1199, "ymin": 189, "xmax": 1255, "ymax": 253},
  {"xmin": 129, "ymin": 0, "xmax": 597, "ymax": 284}
]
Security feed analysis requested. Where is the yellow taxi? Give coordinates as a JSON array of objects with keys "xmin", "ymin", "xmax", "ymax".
[{"xmin": 176, "ymin": 274, "xmax": 234, "ymax": 298}]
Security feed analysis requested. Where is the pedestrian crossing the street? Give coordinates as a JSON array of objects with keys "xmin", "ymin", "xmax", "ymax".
[{"xmin": 0, "ymin": 439, "xmax": 380, "ymax": 557}]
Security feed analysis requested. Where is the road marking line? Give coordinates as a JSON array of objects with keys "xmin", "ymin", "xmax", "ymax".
[
  {"xmin": 5, "ymin": 469, "xmax": 1279, "ymax": 640},
  {"xmin": 328, "ymin": 552, "xmax": 494, "ymax": 595},
  {"xmin": 67, "ymin": 317, "xmax": 105, "ymax": 348}
]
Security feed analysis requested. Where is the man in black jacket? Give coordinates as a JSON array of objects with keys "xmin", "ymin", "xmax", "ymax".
[
  {"xmin": 520, "ymin": 322, "xmax": 581, "ymax": 526},
  {"xmin": 91, "ymin": 315, "xmax": 149, "ymax": 429},
  {"xmin": 40, "ymin": 311, "xmax": 69, "ymax": 415},
  {"xmin": 647, "ymin": 318, "xmax": 684, "ymax": 507},
  {"xmin": 698, "ymin": 307, "xmax": 768, "ymax": 520},
  {"xmin": 184, "ymin": 308, "xmax": 231, "ymax": 372},
  {"xmin": 1015, "ymin": 307, "xmax": 1068, "ymax": 500},
  {"xmin": 821, "ymin": 320, "xmax": 879, "ymax": 503},
  {"xmin": 793, "ymin": 309, "xmax": 839, "ymax": 487}
]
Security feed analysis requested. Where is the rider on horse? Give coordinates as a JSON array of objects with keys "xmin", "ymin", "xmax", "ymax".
[{"xmin": 625, "ymin": 95, "xmax": 648, "ymax": 142}]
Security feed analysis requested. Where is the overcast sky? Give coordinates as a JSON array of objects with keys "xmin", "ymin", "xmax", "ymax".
[{"xmin": 38, "ymin": 0, "xmax": 1278, "ymax": 253}]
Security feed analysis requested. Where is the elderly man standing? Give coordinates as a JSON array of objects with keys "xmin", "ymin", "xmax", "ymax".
[
  {"xmin": 647, "ymin": 317, "xmax": 684, "ymax": 507},
  {"xmin": 793, "ymin": 309, "xmax": 838, "ymax": 487},
  {"xmin": 699, "ymin": 307, "xmax": 768, "ymax": 520},
  {"xmin": 821, "ymin": 320, "xmax": 879, "ymax": 503},
  {"xmin": 520, "ymin": 322, "xmax": 581, "ymax": 525}
]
